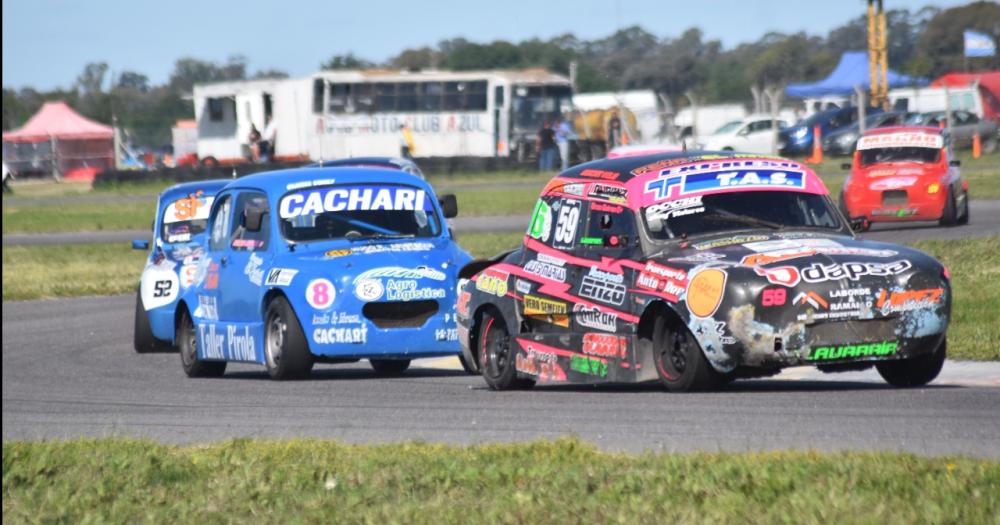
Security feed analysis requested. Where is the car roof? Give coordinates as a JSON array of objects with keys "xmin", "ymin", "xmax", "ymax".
[
  {"xmin": 862, "ymin": 126, "xmax": 942, "ymax": 137},
  {"xmin": 222, "ymin": 166, "xmax": 432, "ymax": 198},
  {"xmin": 159, "ymin": 179, "xmax": 230, "ymax": 203},
  {"xmin": 552, "ymin": 151, "xmax": 828, "ymax": 209},
  {"xmin": 310, "ymin": 156, "xmax": 417, "ymax": 169}
]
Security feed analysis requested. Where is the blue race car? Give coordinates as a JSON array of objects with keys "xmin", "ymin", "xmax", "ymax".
[
  {"xmin": 309, "ymin": 156, "xmax": 425, "ymax": 179},
  {"xmin": 174, "ymin": 167, "xmax": 472, "ymax": 379},
  {"xmin": 133, "ymin": 180, "xmax": 230, "ymax": 352}
]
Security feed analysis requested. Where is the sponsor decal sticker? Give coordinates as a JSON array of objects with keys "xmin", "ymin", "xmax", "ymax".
[
  {"xmin": 354, "ymin": 279, "xmax": 384, "ymax": 301},
  {"xmin": 475, "ymin": 268, "xmax": 510, "ymax": 297},
  {"xmin": 686, "ymin": 268, "xmax": 727, "ymax": 318},
  {"xmin": 306, "ymin": 278, "xmax": 337, "ymax": 309},
  {"xmin": 588, "ymin": 183, "xmax": 627, "ymax": 203},
  {"xmin": 553, "ymin": 199, "xmax": 581, "ymax": 249},
  {"xmin": 754, "ymin": 265, "xmax": 801, "ymax": 287},
  {"xmin": 571, "ymin": 354, "xmax": 608, "ymax": 377},
  {"xmin": 196, "ymin": 295, "xmax": 218, "ymax": 321},
  {"xmin": 244, "ymin": 253, "xmax": 264, "ymax": 286},
  {"xmin": 515, "ymin": 279, "xmax": 533, "ymax": 294},
  {"xmin": 528, "ymin": 200, "xmax": 553, "ymax": 241},
  {"xmin": 645, "ymin": 196, "xmax": 705, "ymax": 220},
  {"xmin": 265, "ymin": 268, "xmax": 298, "ymax": 286},
  {"xmin": 457, "ymin": 291, "xmax": 472, "ymax": 317},
  {"xmin": 312, "ymin": 311, "xmax": 362, "ymax": 325},
  {"xmin": 199, "ymin": 324, "xmax": 257, "ymax": 361},
  {"xmin": 579, "ymin": 267, "xmax": 626, "ymax": 305},
  {"xmin": 693, "ymin": 235, "xmax": 770, "ymax": 250},
  {"xmin": 523, "ymin": 295, "xmax": 569, "ymax": 327},
  {"xmin": 807, "ymin": 341, "xmax": 898, "ymax": 361},
  {"xmin": 164, "ymin": 191, "xmax": 214, "ymax": 223},
  {"xmin": 560, "ymin": 183, "xmax": 586, "ymax": 196},
  {"xmin": 591, "ymin": 202, "xmax": 624, "ymax": 214},
  {"xmin": 801, "ymin": 260, "xmax": 912, "ymax": 283},
  {"xmin": 582, "ymin": 333, "xmax": 628, "ymax": 359},
  {"xmin": 314, "ymin": 325, "xmax": 368, "ymax": 344},
  {"xmin": 645, "ymin": 160, "xmax": 806, "ymax": 201},
  {"xmin": 574, "ymin": 304, "xmax": 618, "ymax": 332},
  {"xmin": 876, "ymin": 287, "xmax": 944, "ymax": 314},
  {"xmin": 524, "ymin": 257, "xmax": 567, "ymax": 282},
  {"xmin": 351, "ymin": 242, "xmax": 435, "ymax": 255},
  {"xmin": 577, "ymin": 168, "xmax": 620, "ymax": 180},
  {"xmin": 325, "ymin": 249, "xmax": 352, "ymax": 258},
  {"xmin": 635, "ymin": 261, "xmax": 687, "ymax": 301},
  {"xmin": 857, "ymin": 132, "xmax": 942, "ymax": 150},
  {"xmin": 760, "ymin": 287, "xmax": 787, "ymax": 307},
  {"xmin": 279, "ymin": 185, "xmax": 432, "ymax": 219}
]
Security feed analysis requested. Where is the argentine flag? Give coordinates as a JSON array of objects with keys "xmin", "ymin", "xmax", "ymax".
[{"xmin": 964, "ymin": 30, "xmax": 996, "ymax": 58}]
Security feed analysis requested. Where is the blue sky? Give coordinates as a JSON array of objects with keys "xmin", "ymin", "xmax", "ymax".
[{"xmin": 2, "ymin": 0, "xmax": 971, "ymax": 90}]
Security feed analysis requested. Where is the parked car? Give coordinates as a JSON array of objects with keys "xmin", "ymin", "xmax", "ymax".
[
  {"xmin": 309, "ymin": 156, "xmax": 426, "ymax": 179},
  {"xmin": 456, "ymin": 152, "xmax": 951, "ymax": 392},
  {"xmin": 822, "ymin": 111, "xmax": 915, "ymax": 156},
  {"xmin": 840, "ymin": 126, "xmax": 969, "ymax": 227},
  {"xmin": 699, "ymin": 115, "xmax": 788, "ymax": 154},
  {"xmin": 133, "ymin": 180, "xmax": 231, "ymax": 352},
  {"xmin": 904, "ymin": 111, "xmax": 998, "ymax": 152},
  {"xmin": 174, "ymin": 166, "xmax": 472, "ymax": 379},
  {"xmin": 780, "ymin": 107, "xmax": 882, "ymax": 156}
]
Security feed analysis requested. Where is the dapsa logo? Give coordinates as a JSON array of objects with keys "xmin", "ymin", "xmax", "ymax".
[{"xmin": 801, "ymin": 260, "xmax": 912, "ymax": 283}]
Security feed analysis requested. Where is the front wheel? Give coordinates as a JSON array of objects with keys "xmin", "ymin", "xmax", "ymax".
[
  {"xmin": 479, "ymin": 310, "xmax": 533, "ymax": 390},
  {"xmin": 652, "ymin": 316, "xmax": 720, "ymax": 392},
  {"xmin": 370, "ymin": 359, "xmax": 411, "ymax": 375},
  {"xmin": 264, "ymin": 297, "xmax": 314, "ymax": 380},
  {"xmin": 458, "ymin": 351, "xmax": 478, "ymax": 375},
  {"xmin": 178, "ymin": 309, "xmax": 226, "ymax": 377},
  {"xmin": 876, "ymin": 339, "xmax": 946, "ymax": 388}
]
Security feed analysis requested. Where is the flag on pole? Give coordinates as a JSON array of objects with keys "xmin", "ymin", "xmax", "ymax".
[{"xmin": 964, "ymin": 30, "xmax": 996, "ymax": 57}]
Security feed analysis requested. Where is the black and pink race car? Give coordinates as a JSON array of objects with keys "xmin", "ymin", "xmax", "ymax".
[{"xmin": 456, "ymin": 152, "xmax": 952, "ymax": 392}]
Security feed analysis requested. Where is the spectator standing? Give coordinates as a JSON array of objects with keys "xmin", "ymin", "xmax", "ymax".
[
  {"xmin": 555, "ymin": 116, "xmax": 574, "ymax": 171},
  {"xmin": 536, "ymin": 121, "xmax": 557, "ymax": 171},
  {"xmin": 247, "ymin": 124, "xmax": 262, "ymax": 162},
  {"xmin": 260, "ymin": 116, "xmax": 277, "ymax": 163},
  {"xmin": 399, "ymin": 123, "xmax": 416, "ymax": 159},
  {"xmin": 606, "ymin": 110, "xmax": 622, "ymax": 151}
]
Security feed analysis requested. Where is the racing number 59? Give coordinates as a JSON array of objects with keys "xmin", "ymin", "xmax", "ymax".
[{"xmin": 554, "ymin": 201, "xmax": 580, "ymax": 247}]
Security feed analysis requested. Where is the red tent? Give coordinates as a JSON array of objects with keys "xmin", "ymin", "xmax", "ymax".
[
  {"xmin": 930, "ymin": 71, "xmax": 1000, "ymax": 122},
  {"xmin": 2, "ymin": 101, "xmax": 114, "ymax": 180}
]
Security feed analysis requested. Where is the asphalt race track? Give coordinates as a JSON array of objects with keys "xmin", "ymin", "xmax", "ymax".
[
  {"xmin": 3, "ymin": 294, "xmax": 999, "ymax": 457},
  {"xmin": 4, "ymin": 200, "xmax": 1000, "ymax": 246}
]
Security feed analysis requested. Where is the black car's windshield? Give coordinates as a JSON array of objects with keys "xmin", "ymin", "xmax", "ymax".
[
  {"xmin": 860, "ymin": 147, "xmax": 940, "ymax": 165},
  {"xmin": 643, "ymin": 191, "xmax": 841, "ymax": 240},
  {"xmin": 279, "ymin": 183, "xmax": 441, "ymax": 242},
  {"xmin": 161, "ymin": 193, "xmax": 214, "ymax": 244}
]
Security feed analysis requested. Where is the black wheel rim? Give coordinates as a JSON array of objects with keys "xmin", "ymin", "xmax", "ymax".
[
  {"xmin": 658, "ymin": 331, "xmax": 688, "ymax": 381},
  {"xmin": 266, "ymin": 311, "xmax": 285, "ymax": 369},
  {"xmin": 481, "ymin": 317, "xmax": 509, "ymax": 379}
]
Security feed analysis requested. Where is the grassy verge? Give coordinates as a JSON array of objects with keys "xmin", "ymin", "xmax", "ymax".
[
  {"xmin": 1, "ymin": 244, "xmax": 146, "ymax": 301},
  {"xmin": 3, "ymin": 438, "xmax": 997, "ymax": 524},
  {"xmin": 907, "ymin": 237, "xmax": 1000, "ymax": 361},
  {"xmin": 2, "ymin": 200, "xmax": 155, "ymax": 234},
  {"xmin": 459, "ymin": 232, "xmax": 525, "ymax": 259}
]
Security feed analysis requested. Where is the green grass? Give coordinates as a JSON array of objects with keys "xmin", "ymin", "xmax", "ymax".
[
  {"xmin": 907, "ymin": 237, "xmax": 1000, "ymax": 361},
  {"xmin": 2, "ymin": 200, "xmax": 155, "ymax": 234},
  {"xmin": 3, "ymin": 438, "xmax": 997, "ymax": 524},
  {"xmin": 1, "ymin": 244, "xmax": 146, "ymax": 301},
  {"xmin": 458, "ymin": 232, "xmax": 525, "ymax": 258},
  {"xmin": 454, "ymin": 187, "xmax": 540, "ymax": 217},
  {"xmin": 427, "ymin": 169, "xmax": 554, "ymax": 187}
]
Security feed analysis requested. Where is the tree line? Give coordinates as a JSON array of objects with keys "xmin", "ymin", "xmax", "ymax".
[{"xmin": 3, "ymin": 2, "xmax": 997, "ymax": 148}]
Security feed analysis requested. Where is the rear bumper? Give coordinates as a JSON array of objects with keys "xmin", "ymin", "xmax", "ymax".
[{"xmin": 845, "ymin": 189, "xmax": 946, "ymax": 222}]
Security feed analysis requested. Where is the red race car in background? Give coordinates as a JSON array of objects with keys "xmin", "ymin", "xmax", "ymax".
[{"xmin": 840, "ymin": 127, "xmax": 970, "ymax": 228}]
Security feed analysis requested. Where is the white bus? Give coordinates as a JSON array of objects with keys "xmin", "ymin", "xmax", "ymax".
[{"xmin": 191, "ymin": 69, "xmax": 573, "ymax": 164}]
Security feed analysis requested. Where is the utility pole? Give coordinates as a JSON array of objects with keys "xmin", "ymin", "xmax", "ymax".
[{"xmin": 867, "ymin": 0, "xmax": 890, "ymax": 109}]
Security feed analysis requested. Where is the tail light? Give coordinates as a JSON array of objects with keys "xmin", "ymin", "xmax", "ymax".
[{"xmin": 942, "ymin": 266, "xmax": 950, "ymax": 281}]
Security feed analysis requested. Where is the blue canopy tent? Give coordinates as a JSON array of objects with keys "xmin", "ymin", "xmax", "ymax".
[{"xmin": 785, "ymin": 51, "xmax": 926, "ymax": 98}]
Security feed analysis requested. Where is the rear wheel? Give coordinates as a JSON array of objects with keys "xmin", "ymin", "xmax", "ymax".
[
  {"xmin": 178, "ymin": 309, "xmax": 226, "ymax": 377},
  {"xmin": 652, "ymin": 316, "xmax": 720, "ymax": 392},
  {"xmin": 479, "ymin": 310, "xmax": 533, "ymax": 390},
  {"xmin": 939, "ymin": 188, "xmax": 958, "ymax": 226},
  {"xmin": 957, "ymin": 188, "xmax": 970, "ymax": 225},
  {"xmin": 264, "ymin": 297, "xmax": 314, "ymax": 380},
  {"xmin": 458, "ymin": 352, "xmax": 478, "ymax": 375},
  {"xmin": 876, "ymin": 339, "xmax": 946, "ymax": 388},
  {"xmin": 133, "ymin": 289, "xmax": 166, "ymax": 353},
  {"xmin": 370, "ymin": 359, "xmax": 411, "ymax": 375}
]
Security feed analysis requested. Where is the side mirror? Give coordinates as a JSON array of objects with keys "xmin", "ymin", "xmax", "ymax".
[
  {"xmin": 243, "ymin": 205, "xmax": 268, "ymax": 232},
  {"xmin": 949, "ymin": 160, "xmax": 961, "ymax": 167},
  {"xmin": 850, "ymin": 217, "xmax": 870, "ymax": 233},
  {"xmin": 132, "ymin": 240, "xmax": 150, "ymax": 250},
  {"xmin": 841, "ymin": 163, "xmax": 852, "ymax": 170},
  {"xmin": 439, "ymin": 194, "xmax": 458, "ymax": 219}
]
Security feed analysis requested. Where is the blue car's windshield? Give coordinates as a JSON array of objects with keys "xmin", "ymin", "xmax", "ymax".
[
  {"xmin": 278, "ymin": 183, "xmax": 441, "ymax": 242},
  {"xmin": 161, "ymin": 192, "xmax": 214, "ymax": 244}
]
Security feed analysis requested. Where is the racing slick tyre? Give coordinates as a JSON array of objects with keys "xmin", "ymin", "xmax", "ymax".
[
  {"xmin": 264, "ymin": 297, "xmax": 314, "ymax": 380},
  {"xmin": 479, "ymin": 310, "xmax": 534, "ymax": 391},
  {"xmin": 134, "ymin": 289, "xmax": 167, "ymax": 353},
  {"xmin": 957, "ymin": 188, "xmax": 970, "ymax": 225},
  {"xmin": 370, "ymin": 359, "xmax": 411, "ymax": 375},
  {"xmin": 178, "ymin": 309, "xmax": 226, "ymax": 378},
  {"xmin": 876, "ymin": 339, "xmax": 946, "ymax": 388},
  {"xmin": 652, "ymin": 315, "xmax": 720, "ymax": 392},
  {"xmin": 458, "ymin": 352, "xmax": 479, "ymax": 375},
  {"xmin": 939, "ymin": 189, "xmax": 958, "ymax": 226}
]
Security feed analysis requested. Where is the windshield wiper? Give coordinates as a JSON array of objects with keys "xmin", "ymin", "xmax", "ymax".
[
  {"xmin": 357, "ymin": 233, "xmax": 416, "ymax": 241},
  {"xmin": 700, "ymin": 211, "xmax": 785, "ymax": 230}
]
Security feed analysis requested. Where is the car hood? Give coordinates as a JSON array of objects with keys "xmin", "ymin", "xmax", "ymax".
[{"xmin": 643, "ymin": 231, "xmax": 949, "ymax": 368}]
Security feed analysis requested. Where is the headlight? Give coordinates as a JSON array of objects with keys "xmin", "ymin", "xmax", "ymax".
[
  {"xmin": 837, "ymin": 133, "xmax": 857, "ymax": 145},
  {"xmin": 791, "ymin": 127, "xmax": 808, "ymax": 139}
]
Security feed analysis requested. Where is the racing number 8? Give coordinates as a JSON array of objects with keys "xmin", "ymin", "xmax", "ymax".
[
  {"xmin": 312, "ymin": 282, "xmax": 329, "ymax": 306},
  {"xmin": 554, "ymin": 204, "xmax": 579, "ymax": 245}
]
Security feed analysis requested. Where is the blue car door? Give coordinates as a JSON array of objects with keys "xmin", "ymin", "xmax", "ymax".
[{"xmin": 218, "ymin": 190, "xmax": 272, "ymax": 325}]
